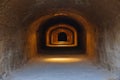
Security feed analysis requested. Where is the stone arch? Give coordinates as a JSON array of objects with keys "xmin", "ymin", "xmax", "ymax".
[
  {"xmin": 27, "ymin": 11, "xmax": 95, "ymax": 57},
  {"xmin": 46, "ymin": 24, "xmax": 77, "ymax": 47}
]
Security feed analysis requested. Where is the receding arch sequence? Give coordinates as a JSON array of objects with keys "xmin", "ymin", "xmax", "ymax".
[{"xmin": 46, "ymin": 24, "xmax": 78, "ymax": 47}]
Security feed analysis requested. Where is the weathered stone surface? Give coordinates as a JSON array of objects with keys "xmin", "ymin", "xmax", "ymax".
[{"xmin": 0, "ymin": 0, "xmax": 120, "ymax": 79}]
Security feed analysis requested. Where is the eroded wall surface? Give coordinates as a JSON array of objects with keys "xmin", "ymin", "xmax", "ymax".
[{"xmin": 0, "ymin": 0, "xmax": 120, "ymax": 79}]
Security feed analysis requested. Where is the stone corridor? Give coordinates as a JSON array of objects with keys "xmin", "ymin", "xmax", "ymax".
[{"xmin": 0, "ymin": 0, "xmax": 120, "ymax": 80}]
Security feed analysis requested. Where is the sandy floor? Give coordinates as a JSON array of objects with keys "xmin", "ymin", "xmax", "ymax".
[{"xmin": 7, "ymin": 55, "xmax": 117, "ymax": 80}]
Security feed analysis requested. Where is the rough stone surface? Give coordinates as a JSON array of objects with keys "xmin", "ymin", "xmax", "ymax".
[{"xmin": 0, "ymin": 0, "xmax": 120, "ymax": 79}]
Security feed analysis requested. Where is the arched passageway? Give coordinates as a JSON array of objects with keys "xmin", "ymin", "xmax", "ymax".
[
  {"xmin": 36, "ymin": 15, "xmax": 86, "ymax": 55},
  {"xmin": 0, "ymin": 0, "xmax": 120, "ymax": 80},
  {"xmin": 58, "ymin": 32, "xmax": 67, "ymax": 41}
]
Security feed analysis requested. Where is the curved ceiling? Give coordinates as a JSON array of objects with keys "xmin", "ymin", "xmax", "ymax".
[{"xmin": 0, "ymin": 0, "xmax": 120, "ymax": 28}]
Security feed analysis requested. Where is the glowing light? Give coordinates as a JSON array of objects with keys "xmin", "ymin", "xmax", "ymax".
[{"xmin": 42, "ymin": 57, "xmax": 82, "ymax": 63}]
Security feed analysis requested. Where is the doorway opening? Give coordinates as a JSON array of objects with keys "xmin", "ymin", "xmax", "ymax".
[{"xmin": 58, "ymin": 32, "xmax": 67, "ymax": 41}]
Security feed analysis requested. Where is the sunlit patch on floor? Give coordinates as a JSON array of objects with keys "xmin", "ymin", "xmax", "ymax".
[{"xmin": 42, "ymin": 57, "xmax": 82, "ymax": 63}]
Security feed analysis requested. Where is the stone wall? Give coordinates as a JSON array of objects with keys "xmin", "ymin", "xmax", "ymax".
[
  {"xmin": 0, "ymin": 0, "xmax": 30, "ymax": 79},
  {"xmin": 0, "ymin": 0, "xmax": 120, "ymax": 79}
]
